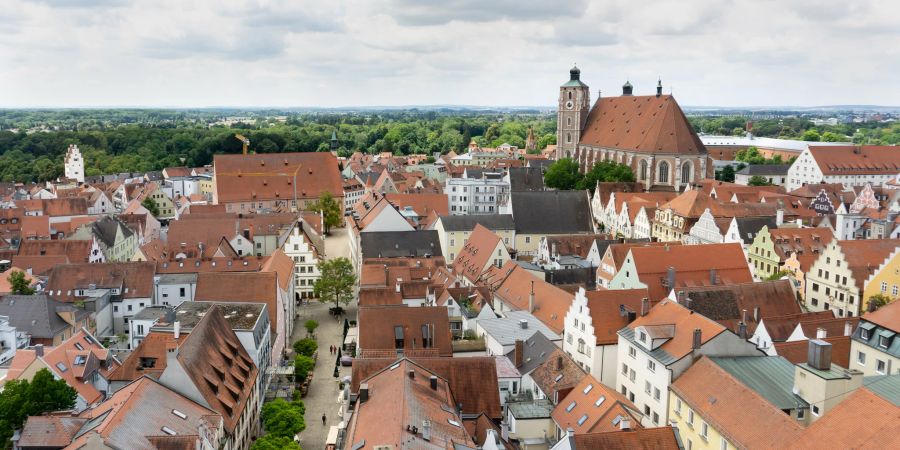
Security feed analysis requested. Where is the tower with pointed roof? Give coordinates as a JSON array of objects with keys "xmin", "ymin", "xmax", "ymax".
[
  {"xmin": 525, "ymin": 126, "xmax": 536, "ymax": 152},
  {"xmin": 556, "ymin": 65, "xmax": 591, "ymax": 161},
  {"xmin": 330, "ymin": 130, "xmax": 338, "ymax": 151}
]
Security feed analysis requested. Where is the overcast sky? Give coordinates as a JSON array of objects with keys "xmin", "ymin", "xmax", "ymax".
[{"xmin": 2, "ymin": 0, "xmax": 899, "ymax": 108}]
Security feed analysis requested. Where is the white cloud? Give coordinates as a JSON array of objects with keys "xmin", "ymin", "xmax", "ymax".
[{"xmin": 0, "ymin": 0, "xmax": 898, "ymax": 107}]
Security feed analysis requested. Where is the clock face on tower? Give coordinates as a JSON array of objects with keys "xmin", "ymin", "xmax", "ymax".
[{"xmin": 565, "ymin": 100, "xmax": 574, "ymax": 110}]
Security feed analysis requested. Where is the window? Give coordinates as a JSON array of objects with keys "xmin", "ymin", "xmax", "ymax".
[
  {"xmin": 639, "ymin": 160, "xmax": 648, "ymax": 181},
  {"xmin": 681, "ymin": 161, "xmax": 692, "ymax": 185},
  {"xmin": 700, "ymin": 422, "xmax": 709, "ymax": 440},
  {"xmin": 720, "ymin": 437, "xmax": 728, "ymax": 450},
  {"xmin": 639, "ymin": 331, "xmax": 647, "ymax": 343},
  {"xmin": 876, "ymin": 359, "xmax": 887, "ymax": 374},
  {"xmin": 652, "ymin": 412, "xmax": 659, "ymax": 424},
  {"xmin": 622, "ymin": 363, "xmax": 628, "ymax": 375},
  {"xmin": 647, "ymin": 360, "xmax": 656, "ymax": 372},
  {"xmin": 394, "ymin": 326, "xmax": 404, "ymax": 349},
  {"xmin": 658, "ymin": 161, "xmax": 669, "ymax": 183},
  {"xmin": 894, "ymin": 285, "xmax": 900, "ymax": 296},
  {"xmin": 811, "ymin": 405, "xmax": 820, "ymax": 416},
  {"xmin": 645, "ymin": 381, "xmax": 651, "ymax": 394},
  {"xmin": 797, "ymin": 409, "xmax": 805, "ymax": 420},
  {"xmin": 629, "ymin": 369, "xmax": 635, "ymax": 382},
  {"xmin": 629, "ymin": 346, "xmax": 636, "ymax": 358},
  {"xmin": 654, "ymin": 387, "xmax": 661, "ymax": 401},
  {"xmin": 127, "ymin": 305, "xmax": 133, "ymax": 312},
  {"xmin": 861, "ymin": 328, "xmax": 870, "ymax": 340},
  {"xmin": 525, "ymin": 236, "xmax": 531, "ymax": 244},
  {"xmin": 879, "ymin": 336, "xmax": 890, "ymax": 349},
  {"xmin": 857, "ymin": 351, "xmax": 866, "ymax": 365},
  {"xmin": 687, "ymin": 409, "xmax": 694, "ymax": 426}
]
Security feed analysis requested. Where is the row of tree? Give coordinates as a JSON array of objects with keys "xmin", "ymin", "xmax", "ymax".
[{"xmin": 543, "ymin": 158, "xmax": 636, "ymax": 192}]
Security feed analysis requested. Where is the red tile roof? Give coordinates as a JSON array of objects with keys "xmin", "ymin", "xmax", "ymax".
[
  {"xmin": 583, "ymin": 288, "xmax": 649, "ymax": 345},
  {"xmin": 861, "ymin": 298, "xmax": 900, "ymax": 331},
  {"xmin": 625, "ymin": 299, "xmax": 728, "ymax": 361},
  {"xmin": 452, "ymin": 224, "xmax": 504, "ymax": 284},
  {"xmin": 569, "ymin": 427, "xmax": 682, "ymax": 450},
  {"xmin": 213, "ymin": 152, "xmax": 343, "ymax": 203},
  {"xmin": 195, "ymin": 272, "xmax": 278, "ymax": 335},
  {"xmin": 46, "ymin": 262, "xmax": 156, "ymax": 302},
  {"xmin": 482, "ymin": 261, "xmax": 573, "ymax": 334},
  {"xmin": 552, "ymin": 373, "xmax": 641, "ymax": 434},
  {"xmin": 808, "ymin": 145, "xmax": 900, "ymax": 175},
  {"xmin": 357, "ymin": 306, "xmax": 453, "ymax": 357},
  {"xmin": 17, "ymin": 239, "xmax": 92, "ymax": 263},
  {"xmin": 530, "ymin": 348, "xmax": 586, "ymax": 403},
  {"xmin": 580, "ymin": 94, "xmax": 705, "ymax": 154},
  {"xmin": 789, "ymin": 387, "xmax": 900, "ymax": 449},
  {"xmin": 774, "ymin": 336, "xmax": 851, "ymax": 368}
]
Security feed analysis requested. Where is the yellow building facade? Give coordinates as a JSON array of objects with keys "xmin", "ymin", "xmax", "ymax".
[
  {"xmin": 863, "ymin": 248, "xmax": 900, "ymax": 305},
  {"xmin": 668, "ymin": 391, "xmax": 735, "ymax": 450}
]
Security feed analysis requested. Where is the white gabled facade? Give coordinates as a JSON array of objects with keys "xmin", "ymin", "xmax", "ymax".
[
  {"xmin": 283, "ymin": 226, "xmax": 320, "ymax": 300},
  {"xmin": 562, "ymin": 288, "xmax": 620, "ymax": 386},
  {"xmin": 64, "ymin": 144, "xmax": 85, "ymax": 183},
  {"xmin": 786, "ymin": 149, "xmax": 825, "ymax": 191},
  {"xmin": 632, "ymin": 206, "xmax": 654, "ymax": 240}
]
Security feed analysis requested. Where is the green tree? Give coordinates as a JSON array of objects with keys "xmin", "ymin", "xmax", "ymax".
[
  {"xmin": 261, "ymin": 398, "xmax": 306, "ymax": 438},
  {"xmin": 251, "ymin": 435, "xmax": 301, "ymax": 450},
  {"xmin": 867, "ymin": 294, "xmax": 891, "ymax": 312},
  {"xmin": 313, "ymin": 257, "xmax": 356, "ymax": 310},
  {"xmin": 543, "ymin": 158, "xmax": 582, "ymax": 190},
  {"xmin": 718, "ymin": 165, "xmax": 736, "ymax": 182},
  {"xmin": 578, "ymin": 160, "xmax": 635, "ymax": 191},
  {"xmin": 765, "ymin": 270, "xmax": 792, "ymax": 281},
  {"xmin": 0, "ymin": 368, "xmax": 77, "ymax": 447},
  {"xmin": 306, "ymin": 192, "xmax": 342, "ymax": 234},
  {"xmin": 141, "ymin": 197, "xmax": 160, "ymax": 217},
  {"xmin": 293, "ymin": 338, "xmax": 317, "ymax": 357},
  {"xmin": 294, "ymin": 355, "xmax": 315, "ymax": 383},
  {"xmin": 748, "ymin": 175, "xmax": 773, "ymax": 186},
  {"xmin": 801, "ymin": 130, "xmax": 821, "ymax": 141},
  {"xmin": 304, "ymin": 319, "xmax": 319, "ymax": 336},
  {"xmin": 7, "ymin": 270, "xmax": 34, "ymax": 295},
  {"xmin": 821, "ymin": 131, "xmax": 843, "ymax": 142}
]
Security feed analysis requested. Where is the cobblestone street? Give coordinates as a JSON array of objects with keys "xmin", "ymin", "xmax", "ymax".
[{"xmin": 291, "ymin": 226, "xmax": 354, "ymax": 449}]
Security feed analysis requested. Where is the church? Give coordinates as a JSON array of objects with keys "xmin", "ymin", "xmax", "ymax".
[{"xmin": 556, "ymin": 66, "xmax": 711, "ymax": 190}]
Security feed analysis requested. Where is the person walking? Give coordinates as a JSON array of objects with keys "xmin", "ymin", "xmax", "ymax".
[{"xmin": 322, "ymin": 414, "xmax": 327, "ymax": 426}]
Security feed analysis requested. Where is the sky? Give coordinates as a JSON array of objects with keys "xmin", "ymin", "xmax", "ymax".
[{"xmin": 1, "ymin": 0, "xmax": 899, "ymax": 108}]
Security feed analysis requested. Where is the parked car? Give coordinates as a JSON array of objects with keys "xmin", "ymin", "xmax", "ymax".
[{"xmin": 340, "ymin": 355, "xmax": 353, "ymax": 366}]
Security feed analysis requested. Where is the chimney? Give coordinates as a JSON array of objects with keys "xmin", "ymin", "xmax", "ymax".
[
  {"xmin": 709, "ymin": 268, "xmax": 718, "ymax": 285},
  {"xmin": 519, "ymin": 319, "xmax": 529, "ymax": 330},
  {"xmin": 677, "ymin": 290, "xmax": 685, "ymax": 304},
  {"xmin": 408, "ymin": 369, "xmax": 415, "ymax": 380},
  {"xmin": 422, "ymin": 420, "xmax": 432, "ymax": 442},
  {"xmin": 34, "ymin": 344, "xmax": 44, "ymax": 357},
  {"xmin": 174, "ymin": 321, "xmax": 180, "ymax": 340},
  {"xmin": 640, "ymin": 297, "xmax": 650, "ymax": 317},
  {"xmin": 844, "ymin": 321, "xmax": 853, "ymax": 337},
  {"xmin": 816, "ymin": 327, "xmax": 827, "ymax": 339},
  {"xmin": 514, "ymin": 340, "xmax": 524, "ymax": 367},
  {"xmin": 738, "ymin": 321, "xmax": 748, "ymax": 339},
  {"xmin": 619, "ymin": 419, "xmax": 632, "ymax": 431},
  {"xmin": 666, "ymin": 267, "xmax": 676, "ymax": 289},
  {"xmin": 692, "ymin": 329, "xmax": 702, "ymax": 350},
  {"xmin": 753, "ymin": 307, "xmax": 760, "ymax": 323},
  {"xmin": 529, "ymin": 280, "xmax": 535, "ymax": 313},
  {"xmin": 776, "ymin": 208, "xmax": 784, "ymax": 226},
  {"xmin": 359, "ymin": 383, "xmax": 369, "ymax": 403},
  {"xmin": 396, "ymin": 277, "xmax": 402, "ymax": 293},
  {"xmin": 807, "ymin": 339, "xmax": 832, "ymax": 370},
  {"xmin": 551, "ymin": 242, "xmax": 558, "ymax": 259},
  {"xmin": 429, "ymin": 375, "xmax": 438, "ymax": 390},
  {"xmin": 242, "ymin": 228, "xmax": 250, "ymax": 239},
  {"xmin": 557, "ymin": 355, "xmax": 564, "ymax": 371}
]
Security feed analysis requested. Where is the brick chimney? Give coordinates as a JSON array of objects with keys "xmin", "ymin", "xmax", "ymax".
[{"xmin": 514, "ymin": 340, "xmax": 524, "ymax": 367}]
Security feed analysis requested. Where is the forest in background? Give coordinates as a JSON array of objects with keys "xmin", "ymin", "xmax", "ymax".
[{"xmin": 0, "ymin": 109, "xmax": 897, "ymax": 183}]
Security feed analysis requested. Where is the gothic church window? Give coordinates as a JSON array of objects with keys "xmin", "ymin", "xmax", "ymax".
[
  {"xmin": 681, "ymin": 161, "xmax": 692, "ymax": 184},
  {"xmin": 639, "ymin": 160, "xmax": 648, "ymax": 180},
  {"xmin": 658, "ymin": 161, "xmax": 669, "ymax": 183}
]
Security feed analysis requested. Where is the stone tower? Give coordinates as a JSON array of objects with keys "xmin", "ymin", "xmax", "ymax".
[
  {"xmin": 64, "ymin": 144, "xmax": 85, "ymax": 183},
  {"xmin": 525, "ymin": 126, "xmax": 536, "ymax": 152},
  {"xmin": 556, "ymin": 65, "xmax": 591, "ymax": 160}
]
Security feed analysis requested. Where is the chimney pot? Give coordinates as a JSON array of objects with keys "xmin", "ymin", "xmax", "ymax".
[
  {"xmin": 514, "ymin": 340, "xmax": 524, "ymax": 367},
  {"xmin": 174, "ymin": 321, "xmax": 181, "ymax": 340},
  {"xmin": 692, "ymin": 328, "xmax": 702, "ymax": 350},
  {"xmin": 34, "ymin": 344, "xmax": 44, "ymax": 357},
  {"xmin": 641, "ymin": 297, "xmax": 650, "ymax": 317},
  {"xmin": 429, "ymin": 375, "xmax": 438, "ymax": 390},
  {"xmin": 408, "ymin": 369, "xmax": 415, "ymax": 380},
  {"xmin": 359, "ymin": 383, "xmax": 369, "ymax": 403},
  {"xmin": 807, "ymin": 339, "xmax": 833, "ymax": 370}
]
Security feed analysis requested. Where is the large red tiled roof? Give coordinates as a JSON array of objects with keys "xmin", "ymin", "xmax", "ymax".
[
  {"xmin": 862, "ymin": 298, "xmax": 900, "ymax": 332},
  {"xmin": 584, "ymin": 288, "xmax": 649, "ymax": 345},
  {"xmin": 625, "ymin": 300, "xmax": 727, "ymax": 361},
  {"xmin": 552, "ymin": 373, "xmax": 641, "ymax": 434},
  {"xmin": 580, "ymin": 94, "xmax": 706, "ymax": 155},
  {"xmin": 482, "ymin": 261, "xmax": 573, "ymax": 334},
  {"xmin": 452, "ymin": 224, "xmax": 503, "ymax": 284},
  {"xmin": 213, "ymin": 152, "xmax": 343, "ymax": 203},
  {"xmin": 808, "ymin": 145, "xmax": 900, "ymax": 175},
  {"xmin": 570, "ymin": 427, "xmax": 682, "ymax": 450},
  {"xmin": 358, "ymin": 305, "xmax": 453, "ymax": 357},
  {"xmin": 46, "ymin": 262, "xmax": 156, "ymax": 302},
  {"xmin": 195, "ymin": 272, "xmax": 278, "ymax": 335}
]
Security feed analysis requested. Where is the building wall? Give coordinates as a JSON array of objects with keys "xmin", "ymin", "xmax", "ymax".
[
  {"xmin": 804, "ymin": 242, "xmax": 863, "ymax": 317},
  {"xmin": 616, "ymin": 334, "xmax": 671, "ymax": 428},
  {"xmin": 284, "ymin": 228, "xmax": 320, "ymax": 300},
  {"xmin": 747, "ymin": 227, "xmax": 783, "ymax": 280},
  {"xmin": 735, "ymin": 172, "xmax": 787, "ymax": 187},
  {"xmin": 445, "ymin": 178, "xmax": 509, "ymax": 215},
  {"xmin": 863, "ymin": 249, "xmax": 900, "ymax": 304},
  {"xmin": 786, "ymin": 149, "xmax": 824, "ymax": 191},
  {"xmin": 669, "ymin": 391, "xmax": 735, "ymax": 450},
  {"xmin": 850, "ymin": 339, "xmax": 900, "ymax": 377}
]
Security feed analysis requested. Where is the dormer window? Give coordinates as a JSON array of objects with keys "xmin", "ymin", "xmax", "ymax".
[
  {"xmin": 639, "ymin": 331, "xmax": 647, "ymax": 343},
  {"xmin": 879, "ymin": 335, "xmax": 891, "ymax": 349},
  {"xmin": 860, "ymin": 328, "xmax": 870, "ymax": 340}
]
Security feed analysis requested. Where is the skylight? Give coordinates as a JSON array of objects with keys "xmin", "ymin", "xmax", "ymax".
[
  {"xmin": 447, "ymin": 419, "xmax": 460, "ymax": 427},
  {"xmin": 389, "ymin": 362, "xmax": 401, "ymax": 371},
  {"xmin": 161, "ymin": 426, "xmax": 177, "ymax": 436},
  {"xmin": 566, "ymin": 401, "xmax": 576, "ymax": 412},
  {"xmin": 583, "ymin": 384, "xmax": 593, "ymax": 394},
  {"xmin": 595, "ymin": 396, "xmax": 606, "ymax": 407},
  {"xmin": 172, "ymin": 409, "xmax": 187, "ymax": 419},
  {"xmin": 55, "ymin": 362, "xmax": 68, "ymax": 372},
  {"xmin": 554, "ymin": 374, "xmax": 563, "ymax": 382},
  {"xmin": 577, "ymin": 414, "xmax": 589, "ymax": 426}
]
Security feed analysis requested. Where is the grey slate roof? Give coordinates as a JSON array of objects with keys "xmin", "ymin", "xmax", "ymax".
[
  {"xmin": 360, "ymin": 230, "xmax": 442, "ymax": 258},
  {"xmin": 0, "ymin": 295, "xmax": 88, "ymax": 339},
  {"xmin": 478, "ymin": 311, "xmax": 560, "ymax": 346},
  {"xmin": 92, "ymin": 217, "xmax": 133, "ymax": 248},
  {"xmin": 734, "ymin": 217, "xmax": 778, "ymax": 244},
  {"xmin": 526, "ymin": 159, "xmax": 553, "ymax": 170},
  {"xmin": 511, "ymin": 191, "xmax": 593, "ymax": 234},
  {"xmin": 438, "ymin": 214, "xmax": 515, "ymax": 232},
  {"xmin": 507, "ymin": 399, "xmax": 553, "ymax": 419},
  {"xmin": 710, "ymin": 356, "xmax": 809, "ymax": 410},
  {"xmin": 508, "ymin": 167, "xmax": 544, "ymax": 192},
  {"xmin": 618, "ymin": 326, "xmax": 678, "ymax": 366},
  {"xmin": 504, "ymin": 330, "xmax": 558, "ymax": 375},
  {"xmin": 736, "ymin": 164, "xmax": 791, "ymax": 176}
]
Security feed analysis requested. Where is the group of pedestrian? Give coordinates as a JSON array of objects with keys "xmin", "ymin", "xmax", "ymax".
[{"xmin": 329, "ymin": 344, "xmax": 339, "ymax": 355}]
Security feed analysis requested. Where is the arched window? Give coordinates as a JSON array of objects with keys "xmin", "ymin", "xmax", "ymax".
[
  {"xmin": 658, "ymin": 161, "xmax": 669, "ymax": 183},
  {"xmin": 566, "ymin": 133, "xmax": 572, "ymax": 143},
  {"xmin": 568, "ymin": 91, "xmax": 572, "ymax": 100},
  {"xmin": 681, "ymin": 161, "xmax": 692, "ymax": 184},
  {"xmin": 566, "ymin": 117, "xmax": 571, "ymax": 126},
  {"xmin": 639, "ymin": 160, "xmax": 648, "ymax": 180}
]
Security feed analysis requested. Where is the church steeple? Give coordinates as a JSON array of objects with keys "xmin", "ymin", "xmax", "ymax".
[
  {"xmin": 656, "ymin": 78, "xmax": 663, "ymax": 97},
  {"xmin": 557, "ymin": 65, "xmax": 591, "ymax": 160}
]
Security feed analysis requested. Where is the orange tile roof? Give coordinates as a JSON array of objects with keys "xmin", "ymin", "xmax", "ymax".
[
  {"xmin": 530, "ymin": 348, "xmax": 585, "ymax": 403},
  {"xmin": 261, "ymin": 248, "xmax": 294, "ymax": 291},
  {"xmin": 626, "ymin": 243, "xmax": 753, "ymax": 302},
  {"xmin": 109, "ymin": 331, "xmax": 186, "ymax": 381},
  {"xmin": 774, "ymin": 336, "xmax": 851, "ymax": 368},
  {"xmin": 350, "ymin": 357, "xmax": 502, "ymax": 419},
  {"xmin": 452, "ymin": 224, "xmax": 503, "ymax": 284},
  {"xmin": 671, "ymin": 357, "xmax": 803, "ymax": 449},
  {"xmin": 17, "ymin": 239, "xmax": 92, "ymax": 263},
  {"xmin": 20, "ymin": 215, "xmax": 51, "ymax": 239},
  {"xmin": 569, "ymin": 427, "xmax": 682, "ymax": 450},
  {"xmin": 580, "ymin": 94, "xmax": 705, "ymax": 154},
  {"xmin": 808, "ymin": 145, "xmax": 900, "ymax": 175},
  {"xmin": 358, "ymin": 305, "xmax": 453, "ymax": 357},
  {"xmin": 624, "ymin": 299, "xmax": 727, "ymax": 361},
  {"xmin": 835, "ymin": 239, "xmax": 900, "ymax": 292},
  {"xmin": 46, "ymin": 262, "xmax": 156, "ymax": 302},
  {"xmin": 213, "ymin": 152, "xmax": 343, "ymax": 203},
  {"xmin": 384, "ymin": 192, "xmax": 449, "ymax": 220},
  {"xmin": 483, "ymin": 261, "xmax": 573, "ymax": 334},
  {"xmin": 789, "ymin": 387, "xmax": 900, "ymax": 449},
  {"xmin": 861, "ymin": 298, "xmax": 900, "ymax": 331},
  {"xmin": 195, "ymin": 272, "xmax": 278, "ymax": 335},
  {"xmin": 39, "ymin": 330, "xmax": 121, "ymax": 404},
  {"xmin": 767, "ymin": 227, "xmax": 833, "ymax": 271},
  {"xmin": 584, "ymin": 289, "xmax": 649, "ymax": 345},
  {"xmin": 545, "ymin": 234, "xmax": 607, "ymax": 259},
  {"xmin": 552, "ymin": 373, "xmax": 641, "ymax": 434}
]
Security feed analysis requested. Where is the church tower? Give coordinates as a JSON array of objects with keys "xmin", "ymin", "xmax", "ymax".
[
  {"xmin": 556, "ymin": 65, "xmax": 590, "ymax": 160},
  {"xmin": 64, "ymin": 144, "xmax": 84, "ymax": 183}
]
